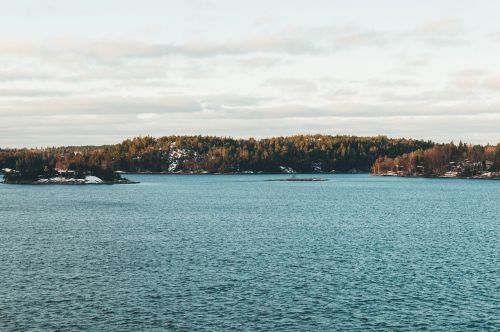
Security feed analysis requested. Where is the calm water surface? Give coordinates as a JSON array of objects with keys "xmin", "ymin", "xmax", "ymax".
[{"xmin": 0, "ymin": 174, "xmax": 499, "ymax": 331}]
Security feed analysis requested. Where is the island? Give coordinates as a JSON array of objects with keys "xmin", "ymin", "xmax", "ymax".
[
  {"xmin": 266, "ymin": 178, "xmax": 328, "ymax": 182},
  {"xmin": 1, "ymin": 167, "xmax": 138, "ymax": 185},
  {"xmin": 0, "ymin": 135, "xmax": 499, "ymax": 181}
]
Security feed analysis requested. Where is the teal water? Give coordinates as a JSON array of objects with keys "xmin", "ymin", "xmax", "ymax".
[{"xmin": 0, "ymin": 174, "xmax": 498, "ymax": 331}]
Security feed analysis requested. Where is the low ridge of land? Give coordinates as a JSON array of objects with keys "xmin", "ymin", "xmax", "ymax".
[{"xmin": 1, "ymin": 135, "xmax": 499, "ymax": 182}]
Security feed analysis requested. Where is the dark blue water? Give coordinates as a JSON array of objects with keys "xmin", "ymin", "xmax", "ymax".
[{"xmin": 0, "ymin": 174, "xmax": 498, "ymax": 331}]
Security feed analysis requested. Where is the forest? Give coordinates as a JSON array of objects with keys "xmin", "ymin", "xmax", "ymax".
[
  {"xmin": 371, "ymin": 142, "xmax": 500, "ymax": 178},
  {"xmin": 1, "ymin": 135, "xmax": 499, "ymax": 181},
  {"xmin": 1, "ymin": 135, "xmax": 434, "ymax": 181}
]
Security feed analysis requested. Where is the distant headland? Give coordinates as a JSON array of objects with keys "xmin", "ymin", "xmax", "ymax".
[{"xmin": 1, "ymin": 135, "xmax": 499, "ymax": 183}]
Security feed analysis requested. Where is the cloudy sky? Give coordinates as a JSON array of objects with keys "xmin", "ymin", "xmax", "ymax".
[{"xmin": 1, "ymin": 0, "xmax": 500, "ymax": 147}]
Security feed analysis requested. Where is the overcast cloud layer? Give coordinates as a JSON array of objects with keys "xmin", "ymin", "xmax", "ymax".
[{"xmin": 1, "ymin": 0, "xmax": 500, "ymax": 147}]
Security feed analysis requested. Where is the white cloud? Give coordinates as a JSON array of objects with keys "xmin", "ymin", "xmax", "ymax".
[
  {"xmin": 451, "ymin": 69, "xmax": 500, "ymax": 91},
  {"xmin": 489, "ymin": 31, "xmax": 500, "ymax": 42},
  {"xmin": 0, "ymin": 96, "xmax": 203, "ymax": 116},
  {"xmin": 412, "ymin": 17, "xmax": 468, "ymax": 45},
  {"xmin": 136, "ymin": 113, "xmax": 158, "ymax": 120},
  {"xmin": 416, "ymin": 17, "xmax": 463, "ymax": 35},
  {"xmin": 0, "ymin": 41, "xmax": 34, "ymax": 55},
  {"xmin": 0, "ymin": 88, "xmax": 71, "ymax": 98},
  {"xmin": 0, "ymin": 25, "xmax": 389, "ymax": 64},
  {"xmin": 483, "ymin": 75, "xmax": 500, "ymax": 90},
  {"xmin": 264, "ymin": 78, "xmax": 318, "ymax": 93},
  {"xmin": 238, "ymin": 56, "xmax": 289, "ymax": 68},
  {"xmin": 1, "ymin": 4, "xmax": 500, "ymax": 147}
]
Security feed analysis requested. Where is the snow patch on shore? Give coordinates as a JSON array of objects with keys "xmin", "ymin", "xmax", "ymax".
[
  {"xmin": 35, "ymin": 176, "xmax": 104, "ymax": 184},
  {"xmin": 280, "ymin": 166, "xmax": 296, "ymax": 174},
  {"xmin": 84, "ymin": 176, "xmax": 103, "ymax": 184}
]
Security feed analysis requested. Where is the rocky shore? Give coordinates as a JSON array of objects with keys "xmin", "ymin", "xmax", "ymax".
[{"xmin": 1, "ymin": 169, "xmax": 139, "ymax": 185}]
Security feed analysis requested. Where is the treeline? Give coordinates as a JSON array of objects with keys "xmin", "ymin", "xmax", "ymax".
[
  {"xmin": 1, "ymin": 135, "xmax": 434, "ymax": 176},
  {"xmin": 372, "ymin": 142, "xmax": 500, "ymax": 177},
  {"xmin": 0, "ymin": 152, "xmax": 121, "ymax": 182}
]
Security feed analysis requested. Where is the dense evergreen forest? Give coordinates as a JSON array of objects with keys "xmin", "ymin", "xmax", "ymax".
[
  {"xmin": 1, "ymin": 135, "xmax": 433, "ymax": 179},
  {"xmin": 2, "ymin": 135, "xmax": 499, "ymax": 180}
]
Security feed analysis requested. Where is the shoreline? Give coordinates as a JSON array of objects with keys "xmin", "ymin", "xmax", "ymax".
[
  {"xmin": 372, "ymin": 173, "xmax": 500, "ymax": 180},
  {"xmin": 122, "ymin": 171, "xmax": 369, "ymax": 175},
  {"xmin": 3, "ymin": 172, "xmax": 499, "ymax": 184},
  {"xmin": 0, "ymin": 179, "xmax": 139, "ymax": 185},
  {"xmin": 266, "ymin": 178, "xmax": 328, "ymax": 182}
]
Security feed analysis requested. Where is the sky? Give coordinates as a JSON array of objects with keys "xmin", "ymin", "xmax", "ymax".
[{"xmin": 1, "ymin": 0, "xmax": 500, "ymax": 147}]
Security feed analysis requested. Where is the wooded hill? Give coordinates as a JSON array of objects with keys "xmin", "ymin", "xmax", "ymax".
[
  {"xmin": 1, "ymin": 135, "xmax": 434, "ymax": 178},
  {"xmin": 372, "ymin": 142, "xmax": 500, "ymax": 177}
]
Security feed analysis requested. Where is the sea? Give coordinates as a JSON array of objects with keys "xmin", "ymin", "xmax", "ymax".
[{"xmin": 0, "ymin": 174, "xmax": 498, "ymax": 331}]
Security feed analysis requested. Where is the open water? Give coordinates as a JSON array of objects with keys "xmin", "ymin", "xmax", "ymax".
[{"xmin": 0, "ymin": 174, "xmax": 498, "ymax": 331}]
